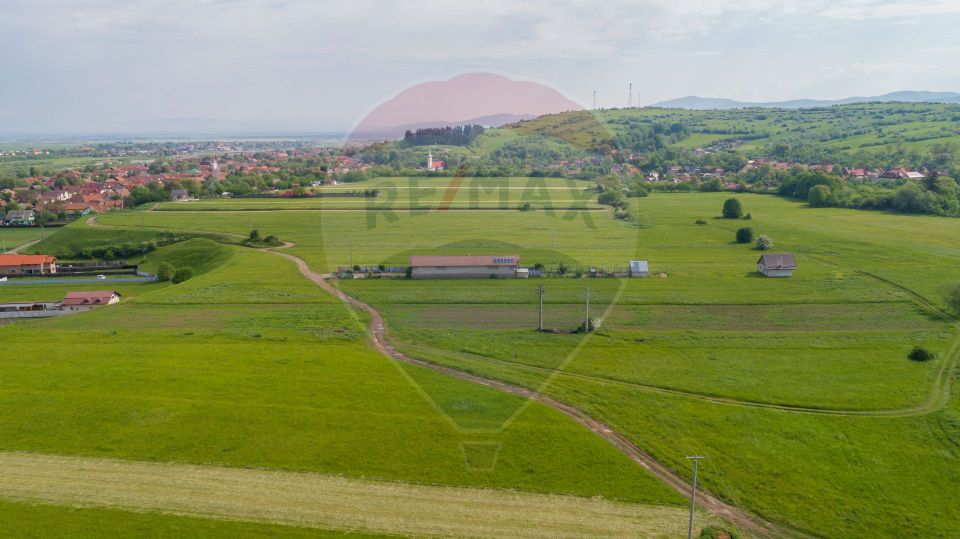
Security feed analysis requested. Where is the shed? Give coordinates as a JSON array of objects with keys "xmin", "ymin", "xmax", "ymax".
[
  {"xmin": 629, "ymin": 260, "xmax": 649, "ymax": 277},
  {"xmin": 757, "ymin": 253, "xmax": 796, "ymax": 277}
]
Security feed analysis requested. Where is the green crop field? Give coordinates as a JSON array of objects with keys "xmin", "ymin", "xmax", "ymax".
[
  {"xmin": 329, "ymin": 193, "xmax": 960, "ymax": 537},
  {"xmin": 2, "ymin": 234, "xmax": 691, "ymax": 536},
  {"xmin": 157, "ymin": 177, "xmax": 602, "ymax": 211},
  {"xmin": 0, "ymin": 227, "xmax": 45, "ymax": 251},
  {"xmin": 9, "ymin": 189, "xmax": 960, "ymax": 537}
]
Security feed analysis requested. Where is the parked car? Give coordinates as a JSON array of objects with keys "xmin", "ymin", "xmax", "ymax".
[{"xmin": 96, "ymin": 274, "xmax": 106, "ymax": 280}]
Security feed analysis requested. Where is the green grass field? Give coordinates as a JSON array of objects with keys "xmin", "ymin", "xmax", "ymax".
[
  {"xmin": 330, "ymin": 193, "xmax": 960, "ymax": 537},
  {"xmin": 0, "ymin": 227, "xmax": 45, "ymax": 251},
  {"xmin": 1, "ymin": 236, "xmax": 689, "ymax": 535},
  {"xmin": 157, "ymin": 177, "xmax": 602, "ymax": 211},
  {"xmin": 12, "ymin": 191, "xmax": 960, "ymax": 537}
]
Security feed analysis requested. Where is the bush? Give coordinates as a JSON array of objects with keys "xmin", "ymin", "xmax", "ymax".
[
  {"xmin": 248, "ymin": 229, "xmax": 260, "ymax": 242},
  {"xmin": 722, "ymin": 198, "xmax": 742, "ymax": 219},
  {"xmin": 171, "ymin": 267, "xmax": 195, "ymax": 284},
  {"xmin": 941, "ymin": 281, "xmax": 960, "ymax": 313},
  {"xmin": 574, "ymin": 318, "xmax": 596, "ymax": 333},
  {"xmin": 156, "ymin": 262, "xmax": 175, "ymax": 281},
  {"xmin": 742, "ymin": 212, "xmax": 752, "ymax": 220},
  {"xmin": 756, "ymin": 234, "xmax": 773, "ymax": 250},
  {"xmin": 518, "ymin": 202, "xmax": 531, "ymax": 211},
  {"xmin": 736, "ymin": 227, "xmax": 754, "ymax": 244},
  {"xmin": 695, "ymin": 219, "xmax": 707, "ymax": 225},
  {"xmin": 908, "ymin": 347, "xmax": 936, "ymax": 362}
]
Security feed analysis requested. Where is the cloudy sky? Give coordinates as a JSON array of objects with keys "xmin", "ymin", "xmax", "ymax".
[{"xmin": 2, "ymin": 0, "xmax": 959, "ymax": 136}]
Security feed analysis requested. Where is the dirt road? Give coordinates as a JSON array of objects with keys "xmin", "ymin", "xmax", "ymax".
[{"xmin": 266, "ymin": 246, "xmax": 795, "ymax": 538}]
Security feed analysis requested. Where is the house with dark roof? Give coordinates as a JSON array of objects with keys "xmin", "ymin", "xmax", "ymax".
[
  {"xmin": 409, "ymin": 255, "xmax": 519, "ymax": 279},
  {"xmin": 757, "ymin": 253, "xmax": 797, "ymax": 278},
  {"xmin": 4, "ymin": 209, "xmax": 35, "ymax": 226}
]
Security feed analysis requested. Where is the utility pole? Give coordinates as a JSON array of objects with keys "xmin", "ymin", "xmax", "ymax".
[
  {"xmin": 628, "ymin": 83, "xmax": 632, "ymax": 107},
  {"xmin": 686, "ymin": 456, "xmax": 705, "ymax": 539},
  {"xmin": 592, "ymin": 90, "xmax": 597, "ymax": 110},
  {"xmin": 348, "ymin": 238, "xmax": 353, "ymax": 268},
  {"xmin": 537, "ymin": 285, "xmax": 545, "ymax": 331},
  {"xmin": 584, "ymin": 287, "xmax": 590, "ymax": 332}
]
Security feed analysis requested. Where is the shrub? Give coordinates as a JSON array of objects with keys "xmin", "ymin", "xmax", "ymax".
[
  {"xmin": 736, "ymin": 227, "xmax": 754, "ymax": 244},
  {"xmin": 248, "ymin": 229, "xmax": 260, "ymax": 242},
  {"xmin": 156, "ymin": 262, "xmax": 175, "ymax": 281},
  {"xmin": 574, "ymin": 318, "xmax": 596, "ymax": 333},
  {"xmin": 722, "ymin": 198, "xmax": 742, "ymax": 219},
  {"xmin": 756, "ymin": 234, "xmax": 773, "ymax": 250},
  {"xmin": 743, "ymin": 212, "xmax": 752, "ymax": 220},
  {"xmin": 695, "ymin": 219, "xmax": 707, "ymax": 225},
  {"xmin": 518, "ymin": 202, "xmax": 531, "ymax": 211},
  {"xmin": 941, "ymin": 281, "xmax": 960, "ymax": 313},
  {"xmin": 171, "ymin": 267, "xmax": 195, "ymax": 284},
  {"xmin": 908, "ymin": 347, "xmax": 936, "ymax": 362}
]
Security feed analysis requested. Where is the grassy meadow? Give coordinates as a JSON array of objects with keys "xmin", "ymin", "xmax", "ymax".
[
  {"xmin": 1, "ymin": 236, "xmax": 688, "ymax": 535},
  {"xmin": 10, "ymin": 189, "xmax": 960, "ymax": 537}
]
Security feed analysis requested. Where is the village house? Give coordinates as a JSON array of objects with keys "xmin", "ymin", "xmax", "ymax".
[
  {"xmin": 4, "ymin": 209, "xmax": 35, "ymax": 226},
  {"xmin": 170, "ymin": 189, "xmax": 190, "ymax": 201},
  {"xmin": 409, "ymin": 255, "xmax": 520, "ymax": 279},
  {"xmin": 61, "ymin": 290, "xmax": 121, "ymax": 311},
  {"xmin": 757, "ymin": 253, "xmax": 797, "ymax": 278},
  {"xmin": 0, "ymin": 254, "xmax": 58, "ymax": 276}
]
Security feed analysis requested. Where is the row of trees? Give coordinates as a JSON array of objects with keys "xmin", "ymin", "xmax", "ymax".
[
  {"xmin": 774, "ymin": 170, "xmax": 960, "ymax": 216},
  {"xmin": 402, "ymin": 125, "xmax": 485, "ymax": 146}
]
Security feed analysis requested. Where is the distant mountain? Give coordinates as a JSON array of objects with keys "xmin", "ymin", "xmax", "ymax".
[
  {"xmin": 347, "ymin": 73, "xmax": 582, "ymax": 143},
  {"xmin": 650, "ymin": 91, "xmax": 960, "ymax": 110}
]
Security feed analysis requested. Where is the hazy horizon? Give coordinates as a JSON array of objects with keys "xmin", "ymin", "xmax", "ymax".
[{"xmin": 3, "ymin": 0, "xmax": 960, "ymax": 137}]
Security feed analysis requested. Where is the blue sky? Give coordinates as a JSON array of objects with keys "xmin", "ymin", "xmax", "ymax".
[{"xmin": 2, "ymin": 0, "xmax": 959, "ymax": 135}]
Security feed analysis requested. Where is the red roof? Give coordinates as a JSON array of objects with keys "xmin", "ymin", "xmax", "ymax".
[
  {"xmin": 409, "ymin": 255, "xmax": 519, "ymax": 267},
  {"xmin": 0, "ymin": 254, "xmax": 56, "ymax": 267},
  {"xmin": 62, "ymin": 291, "xmax": 120, "ymax": 306}
]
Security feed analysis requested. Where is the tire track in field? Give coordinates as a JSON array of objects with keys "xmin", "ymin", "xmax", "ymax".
[
  {"xmin": 265, "ymin": 245, "xmax": 795, "ymax": 538},
  {"xmin": 0, "ymin": 452, "xmax": 698, "ymax": 539}
]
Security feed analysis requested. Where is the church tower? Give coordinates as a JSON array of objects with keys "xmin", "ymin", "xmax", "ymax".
[{"xmin": 427, "ymin": 152, "xmax": 433, "ymax": 170}]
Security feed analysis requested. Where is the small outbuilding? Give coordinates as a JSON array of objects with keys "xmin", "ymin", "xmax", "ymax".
[
  {"xmin": 629, "ymin": 260, "xmax": 649, "ymax": 277},
  {"xmin": 757, "ymin": 253, "xmax": 796, "ymax": 278}
]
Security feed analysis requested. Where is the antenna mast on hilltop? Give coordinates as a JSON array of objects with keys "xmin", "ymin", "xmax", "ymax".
[
  {"xmin": 592, "ymin": 90, "xmax": 596, "ymax": 110},
  {"xmin": 628, "ymin": 83, "xmax": 632, "ymax": 107}
]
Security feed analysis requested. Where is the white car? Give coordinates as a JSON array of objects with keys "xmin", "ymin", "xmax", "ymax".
[{"xmin": 96, "ymin": 274, "xmax": 106, "ymax": 280}]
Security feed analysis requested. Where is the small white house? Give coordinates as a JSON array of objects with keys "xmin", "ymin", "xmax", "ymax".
[
  {"xmin": 629, "ymin": 260, "xmax": 649, "ymax": 277},
  {"xmin": 757, "ymin": 253, "xmax": 797, "ymax": 278}
]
